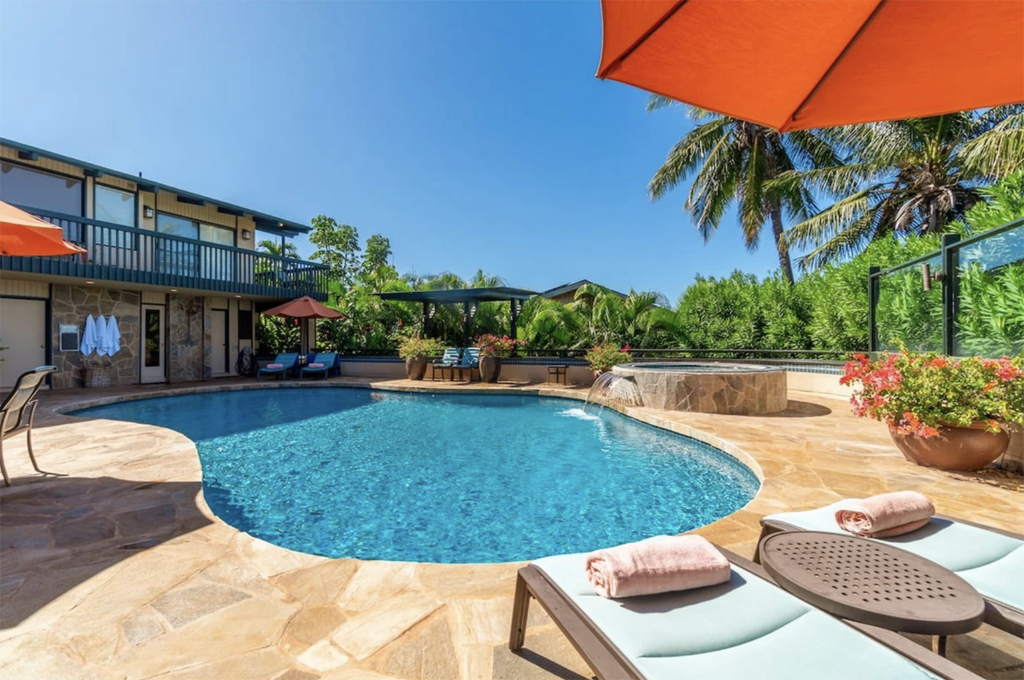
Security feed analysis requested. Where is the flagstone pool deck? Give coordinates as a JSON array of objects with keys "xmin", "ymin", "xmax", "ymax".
[{"xmin": 1, "ymin": 377, "xmax": 1021, "ymax": 680}]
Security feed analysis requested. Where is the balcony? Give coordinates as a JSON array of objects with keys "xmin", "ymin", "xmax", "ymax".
[{"xmin": 0, "ymin": 207, "xmax": 329, "ymax": 300}]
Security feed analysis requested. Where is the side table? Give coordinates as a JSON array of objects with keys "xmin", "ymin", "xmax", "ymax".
[{"xmin": 759, "ymin": 530, "xmax": 985, "ymax": 655}]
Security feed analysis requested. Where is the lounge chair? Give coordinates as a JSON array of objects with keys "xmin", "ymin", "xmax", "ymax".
[
  {"xmin": 431, "ymin": 348, "xmax": 461, "ymax": 381},
  {"xmin": 459, "ymin": 347, "xmax": 480, "ymax": 381},
  {"xmin": 1, "ymin": 366, "xmax": 63, "ymax": 486},
  {"xmin": 510, "ymin": 547, "xmax": 979, "ymax": 680},
  {"xmin": 758, "ymin": 503, "xmax": 1024, "ymax": 637},
  {"xmin": 257, "ymin": 353, "xmax": 299, "ymax": 381},
  {"xmin": 300, "ymin": 353, "xmax": 338, "ymax": 380}
]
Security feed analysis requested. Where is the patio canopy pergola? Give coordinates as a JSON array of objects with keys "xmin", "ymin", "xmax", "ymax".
[{"xmin": 377, "ymin": 287, "xmax": 536, "ymax": 349}]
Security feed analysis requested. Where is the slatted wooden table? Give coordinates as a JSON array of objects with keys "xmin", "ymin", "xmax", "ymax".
[{"xmin": 759, "ymin": 530, "xmax": 985, "ymax": 655}]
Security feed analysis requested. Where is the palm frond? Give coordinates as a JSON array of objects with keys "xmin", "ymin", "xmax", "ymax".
[{"xmin": 648, "ymin": 117, "xmax": 731, "ymax": 200}]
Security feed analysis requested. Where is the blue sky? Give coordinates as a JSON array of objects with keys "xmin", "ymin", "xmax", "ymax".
[{"xmin": 0, "ymin": 1, "xmax": 784, "ymax": 302}]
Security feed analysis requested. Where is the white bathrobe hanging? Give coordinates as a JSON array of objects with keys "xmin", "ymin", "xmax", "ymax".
[
  {"xmin": 106, "ymin": 315, "xmax": 122, "ymax": 355},
  {"xmin": 94, "ymin": 314, "xmax": 109, "ymax": 357},
  {"xmin": 81, "ymin": 315, "xmax": 98, "ymax": 356}
]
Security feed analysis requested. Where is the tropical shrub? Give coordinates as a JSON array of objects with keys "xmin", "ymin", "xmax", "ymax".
[
  {"xmin": 256, "ymin": 316, "xmax": 300, "ymax": 354},
  {"xmin": 397, "ymin": 336, "xmax": 444, "ymax": 360},
  {"xmin": 585, "ymin": 344, "xmax": 633, "ymax": 373},
  {"xmin": 841, "ymin": 351, "xmax": 1024, "ymax": 437}
]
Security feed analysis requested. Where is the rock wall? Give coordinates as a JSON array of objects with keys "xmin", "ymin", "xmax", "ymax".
[
  {"xmin": 167, "ymin": 295, "xmax": 204, "ymax": 383},
  {"xmin": 613, "ymin": 364, "xmax": 788, "ymax": 415},
  {"xmin": 51, "ymin": 286, "xmax": 140, "ymax": 389}
]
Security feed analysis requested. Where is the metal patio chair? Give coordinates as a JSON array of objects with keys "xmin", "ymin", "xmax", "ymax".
[{"xmin": 1, "ymin": 365, "xmax": 62, "ymax": 486}]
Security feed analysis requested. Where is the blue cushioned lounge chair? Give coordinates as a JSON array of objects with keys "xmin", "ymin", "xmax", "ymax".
[
  {"xmin": 257, "ymin": 353, "xmax": 299, "ymax": 381},
  {"xmin": 1, "ymin": 366, "xmax": 64, "ymax": 487},
  {"xmin": 759, "ymin": 504, "xmax": 1024, "ymax": 637},
  {"xmin": 510, "ymin": 548, "xmax": 978, "ymax": 680},
  {"xmin": 460, "ymin": 347, "xmax": 480, "ymax": 381},
  {"xmin": 431, "ymin": 348, "xmax": 461, "ymax": 381},
  {"xmin": 300, "ymin": 353, "xmax": 338, "ymax": 380}
]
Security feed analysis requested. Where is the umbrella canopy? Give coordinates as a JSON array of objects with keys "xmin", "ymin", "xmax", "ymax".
[
  {"xmin": 0, "ymin": 200, "xmax": 87, "ymax": 257},
  {"xmin": 261, "ymin": 296, "xmax": 343, "ymax": 319},
  {"xmin": 597, "ymin": 0, "xmax": 1024, "ymax": 132}
]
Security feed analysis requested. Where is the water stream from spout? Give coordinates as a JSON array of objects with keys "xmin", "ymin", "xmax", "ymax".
[{"xmin": 585, "ymin": 372, "xmax": 644, "ymax": 409}]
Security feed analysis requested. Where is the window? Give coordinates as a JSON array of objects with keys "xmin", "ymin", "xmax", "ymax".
[
  {"xmin": 156, "ymin": 213, "xmax": 198, "ymax": 239},
  {"xmin": 0, "ymin": 162, "xmax": 83, "ymax": 216},
  {"xmin": 155, "ymin": 213, "xmax": 238, "ymax": 281},
  {"xmin": 94, "ymin": 184, "xmax": 136, "ymax": 247},
  {"xmin": 94, "ymin": 185, "xmax": 135, "ymax": 226}
]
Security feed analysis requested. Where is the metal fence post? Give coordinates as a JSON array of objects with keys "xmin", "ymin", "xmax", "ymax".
[
  {"xmin": 868, "ymin": 265, "xmax": 880, "ymax": 352},
  {"xmin": 941, "ymin": 233, "xmax": 960, "ymax": 356}
]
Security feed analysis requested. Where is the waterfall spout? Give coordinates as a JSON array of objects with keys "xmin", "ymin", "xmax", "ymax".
[{"xmin": 585, "ymin": 372, "xmax": 644, "ymax": 408}]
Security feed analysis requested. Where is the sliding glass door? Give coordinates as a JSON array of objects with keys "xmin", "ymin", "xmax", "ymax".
[{"xmin": 156, "ymin": 213, "xmax": 199, "ymax": 276}]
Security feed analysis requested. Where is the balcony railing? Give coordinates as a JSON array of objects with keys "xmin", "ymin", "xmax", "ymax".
[{"xmin": 1, "ymin": 206, "xmax": 329, "ymax": 299}]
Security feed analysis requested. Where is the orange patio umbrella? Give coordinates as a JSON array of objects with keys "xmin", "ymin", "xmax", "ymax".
[
  {"xmin": 597, "ymin": 0, "xmax": 1024, "ymax": 132},
  {"xmin": 0, "ymin": 200, "xmax": 87, "ymax": 257}
]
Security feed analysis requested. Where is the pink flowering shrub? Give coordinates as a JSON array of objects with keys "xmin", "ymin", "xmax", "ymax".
[
  {"xmin": 476, "ymin": 334, "xmax": 526, "ymax": 358},
  {"xmin": 841, "ymin": 350, "xmax": 1024, "ymax": 437}
]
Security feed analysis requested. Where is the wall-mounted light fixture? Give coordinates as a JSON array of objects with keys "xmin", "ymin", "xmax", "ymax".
[
  {"xmin": 241, "ymin": 229, "xmax": 252, "ymax": 241},
  {"xmin": 143, "ymin": 206, "xmax": 155, "ymax": 219}
]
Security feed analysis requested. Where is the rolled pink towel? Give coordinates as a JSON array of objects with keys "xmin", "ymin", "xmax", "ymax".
[
  {"xmin": 266, "ymin": 363, "xmax": 284, "ymax": 369},
  {"xmin": 835, "ymin": 491, "xmax": 935, "ymax": 538},
  {"xmin": 308, "ymin": 362, "xmax": 325, "ymax": 368},
  {"xmin": 585, "ymin": 535, "xmax": 730, "ymax": 599}
]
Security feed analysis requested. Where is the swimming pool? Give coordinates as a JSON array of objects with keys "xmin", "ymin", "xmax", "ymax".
[{"xmin": 73, "ymin": 389, "xmax": 759, "ymax": 563}]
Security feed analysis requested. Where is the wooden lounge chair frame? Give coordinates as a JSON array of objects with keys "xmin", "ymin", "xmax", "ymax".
[
  {"xmin": 509, "ymin": 548, "xmax": 981, "ymax": 680},
  {"xmin": 758, "ymin": 516, "xmax": 1024, "ymax": 638},
  {"xmin": 431, "ymin": 348, "xmax": 461, "ymax": 381},
  {"xmin": 1, "ymin": 366, "xmax": 63, "ymax": 486}
]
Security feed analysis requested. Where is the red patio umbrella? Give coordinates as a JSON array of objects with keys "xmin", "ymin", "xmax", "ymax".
[
  {"xmin": 597, "ymin": 0, "xmax": 1024, "ymax": 132},
  {"xmin": 261, "ymin": 296, "xmax": 343, "ymax": 354},
  {"xmin": 0, "ymin": 200, "xmax": 87, "ymax": 257},
  {"xmin": 262, "ymin": 296, "xmax": 343, "ymax": 320}
]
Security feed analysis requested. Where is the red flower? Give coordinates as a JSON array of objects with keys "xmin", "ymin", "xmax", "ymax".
[
  {"xmin": 622, "ymin": 344, "xmax": 632, "ymax": 352},
  {"xmin": 925, "ymin": 356, "xmax": 947, "ymax": 368}
]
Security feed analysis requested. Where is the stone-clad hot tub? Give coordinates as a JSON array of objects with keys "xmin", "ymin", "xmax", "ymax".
[{"xmin": 612, "ymin": 362, "xmax": 787, "ymax": 414}]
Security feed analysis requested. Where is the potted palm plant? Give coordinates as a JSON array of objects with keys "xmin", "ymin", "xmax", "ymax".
[
  {"xmin": 476, "ymin": 334, "xmax": 525, "ymax": 383},
  {"xmin": 842, "ymin": 351, "xmax": 1024, "ymax": 471},
  {"xmin": 398, "ymin": 336, "xmax": 444, "ymax": 381}
]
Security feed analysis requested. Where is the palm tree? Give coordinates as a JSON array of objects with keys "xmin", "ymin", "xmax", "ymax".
[
  {"xmin": 572, "ymin": 284, "xmax": 673, "ymax": 348},
  {"xmin": 257, "ymin": 238, "xmax": 299, "ymax": 258},
  {"xmin": 648, "ymin": 99, "xmax": 840, "ymax": 283},
  {"xmin": 781, "ymin": 106, "xmax": 1024, "ymax": 269}
]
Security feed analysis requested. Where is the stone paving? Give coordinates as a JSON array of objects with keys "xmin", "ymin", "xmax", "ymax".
[{"xmin": 0, "ymin": 377, "xmax": 1021, "ymax": 680}]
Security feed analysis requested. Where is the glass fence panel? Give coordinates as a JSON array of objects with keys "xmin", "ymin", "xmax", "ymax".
[
  {"xmin": 876, "ymin": 253, "xmax": 944, "ymax": 353},
  {"xmin": 954, "ymin": 223, "xmax": 1024, "ymax": 357}
]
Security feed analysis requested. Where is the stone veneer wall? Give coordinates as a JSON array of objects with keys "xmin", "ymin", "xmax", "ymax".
[
  {"xmin": 613, "ymin": 364, "xmax": 788, "ymax": 415},
  {"xmin": 167, "ymin": 295, "xmax": 204, "ymax": 383},
  {"xmin": 51, "ymin": 286, "xmax": 140, "ymax": 389}
]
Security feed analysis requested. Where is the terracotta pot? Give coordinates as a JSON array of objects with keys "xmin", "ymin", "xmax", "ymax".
[
  {"xmin": 889, "ymin": 422, "xmax": 1010, "ymax": 472},
  {"xmin": 480, "ymin": 355, "xmax": 501, "ymax": 383},
  {"xmin": 405, "ymin": 356, "xmax": 427, "ymax": 381}
]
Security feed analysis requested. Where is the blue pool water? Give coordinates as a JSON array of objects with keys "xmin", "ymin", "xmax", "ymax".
[{"xmin": 73, "ymin": 390, "xmax": 759, "ymax": 563}]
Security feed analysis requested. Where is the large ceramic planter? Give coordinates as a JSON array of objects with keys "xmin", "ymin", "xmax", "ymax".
[
  {"xmin": 889, "ymin": 422, "xmax": 1010, "ymax": 472},
  {"xmin": 405, "ymin": 356, "xmax": 428, "ymax": 381},
  {"xmin": 480, "ymin": 356, "xmax": 501, "ymax": 383}
]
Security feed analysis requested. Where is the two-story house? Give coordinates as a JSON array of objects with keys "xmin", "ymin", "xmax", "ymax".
[{"xmin": 0, "ymin": 139, "xmax": 328, "ymax": 389}]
